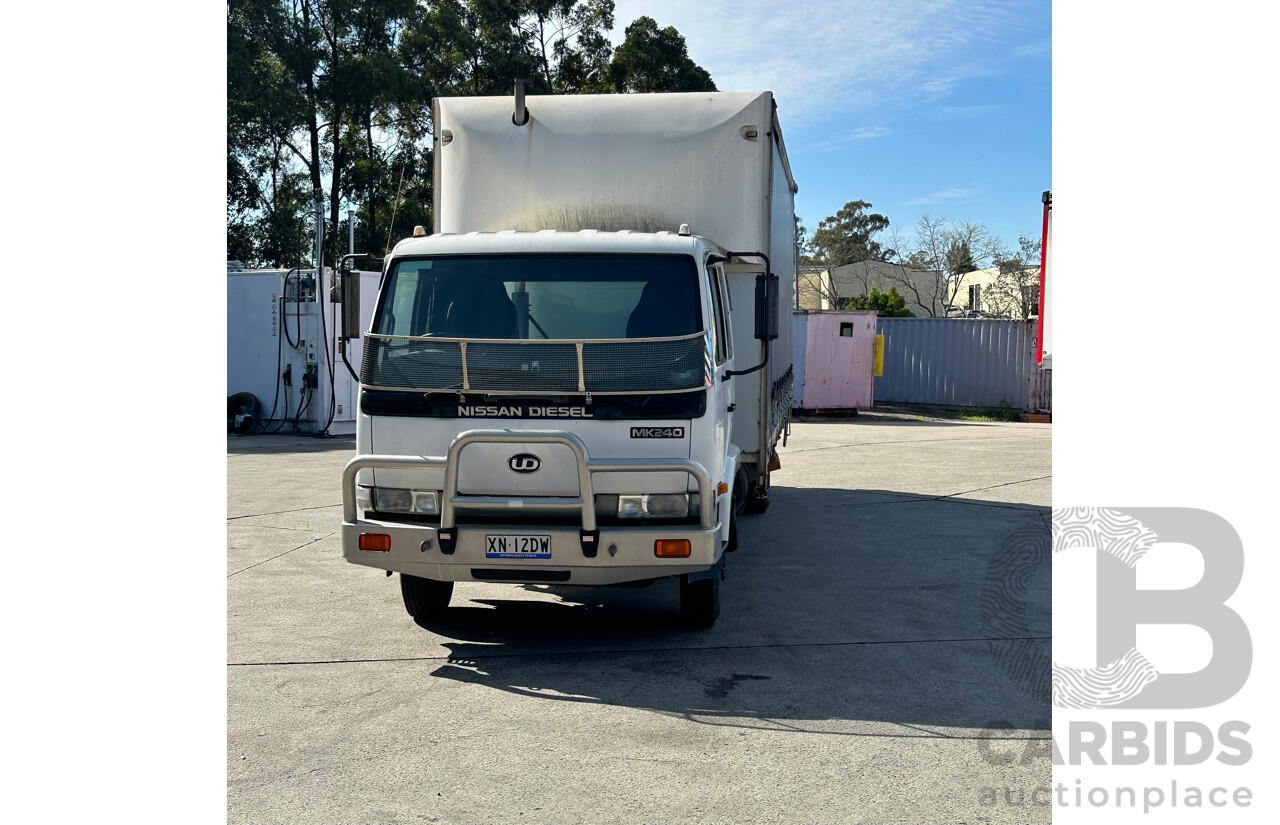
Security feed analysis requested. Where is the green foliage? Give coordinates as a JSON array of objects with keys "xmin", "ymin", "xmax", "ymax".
[
  {"xmin": 963, "ymin": 400, "xmax": 1021, "ymax": 422},
  {"xmin": 608, "ymin": 16, "xmax": 716, "ymax": 93},
  {"xmin": 842, "ymin": 287, "xmax": 914, "ymax": 317},
  {"xmin": 227, "ymin": 1, "xmax": 716, "ymax": 267},
  {"xmin": 987, "ymin": 233, "xmax": 1043, "ymax": 319},
  {"xmin": 945, "ymin": 240, "xmax": 976, "ymax": 279},
  {"xmin": 809, "ymin": 200, "xmax": 890, "ymax": 267}
]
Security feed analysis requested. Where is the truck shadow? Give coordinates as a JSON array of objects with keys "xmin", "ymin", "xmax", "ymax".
[
  {"xmin": 419, "ymin": 486, "xmax": 1051, "ymax": 734},
  {"xmin": 226, "ymin": 433, "xmax": 356, "ymax": 455},
  {"xmin": 789, "ymin": 414, "xmax": 997, "ymax": 427}
]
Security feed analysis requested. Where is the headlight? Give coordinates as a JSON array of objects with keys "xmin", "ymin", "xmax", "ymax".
[
  {"xmin": 371, "ymin": 488, "xmax": 439, "ymax": 515},
  {"xmin": 411, "ymin": 490, "xmax": 441, "ymax": 514},
  {"xmin": 617, "ymin": 494, "xmax": 690, "ymax": 519}
]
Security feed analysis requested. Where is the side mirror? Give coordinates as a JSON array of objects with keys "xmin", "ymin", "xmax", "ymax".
[
  {"xmin": 754, "ymin": 272, "xmax": 779, "ymax": 341},
  {"xmin": 338, "ymin": 254, "xmax": 365, "ymax": 340}
]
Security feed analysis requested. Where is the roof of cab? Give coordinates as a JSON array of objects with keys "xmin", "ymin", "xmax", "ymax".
[{"xmin": 389, "ymin": 228, "xmax": 723, "ymax": 259}]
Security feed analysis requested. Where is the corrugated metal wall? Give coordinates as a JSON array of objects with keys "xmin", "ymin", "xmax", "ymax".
[
  {"xmin": 874, "ymin": 318, "xmax": 1043, "ymax": 410},
  {"xmin": 1029, "ymin": 362, "xmax": 1053, "ymax": 413}
]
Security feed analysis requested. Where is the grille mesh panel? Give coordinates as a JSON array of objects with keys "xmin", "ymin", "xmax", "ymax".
[
  {"xmin": 361, "ymin": 337, "xmax": 463, "ymax": 389},
  {"xmin": 582, "ymin": 337, "xmax": 709, "ymax": 393},
  {"xmin": 465, "ymin": 342, "xmax": 580, "ymax": 392},
  {"xmin": 361, "ymin": 334, "xmax": 709, "ymax": 394}
]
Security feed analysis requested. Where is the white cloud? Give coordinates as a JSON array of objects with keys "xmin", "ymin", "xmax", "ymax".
[
  {"xmin": 938, "ymin": 104, "xmax": 1001, "ymax": 117},
  {"xmin": 608, "ymin": 0, "xmax": 1029, "ymax": 124},
  {"xmin": 845, "ymin": 125, "xmax": 892, "ymax": 140},
  {"xmin": 1012, "ymin": 39, "xmax": 1051, "ymax": 58},
  {"xmin": 801, "ymin": 125, "xmax": 892, "ymax": 151},
  {"xmin": 905, "ymin": 187, "xmax": 977, "ymax": 206}
]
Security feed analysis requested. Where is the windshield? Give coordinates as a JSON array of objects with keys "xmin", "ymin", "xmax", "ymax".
[{"xmin": 373, "ymin": 254, "xmax": 702, "ymax": 340}]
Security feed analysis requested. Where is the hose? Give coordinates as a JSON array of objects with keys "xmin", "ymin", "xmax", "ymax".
[
  {"xmin": 282, "ymin": 268, "xmax": 302, "ymax": 349},
  {"xmin": 256, "ymin": 282, "xmax": 287, "ymax": 433},
  {"xmin": 315, "ymin": 265, "xmax": 337, "ymax": 436},
  {"xmin": 264, "ymin": 383, "xmax": 291, "ymax": 434},
  {"xmin": 293, "ymin": 383, "xmax": 312, "ymax": 434}
]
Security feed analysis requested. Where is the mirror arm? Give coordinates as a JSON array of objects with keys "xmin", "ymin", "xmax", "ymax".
[
  {"xmin": 722, "ymin": 347, "xmax": 769, "ymax": 381},
  {"xmin": 724, "ymin": 250, "xmax": 770, "ymax": 274}
]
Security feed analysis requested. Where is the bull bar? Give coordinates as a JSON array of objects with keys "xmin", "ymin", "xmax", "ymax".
[{"xmin": 341, "ymin": 429, "xmax": 716, "ymax": 559}]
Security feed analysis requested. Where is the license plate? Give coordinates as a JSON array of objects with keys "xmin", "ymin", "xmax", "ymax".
[{"xmin": 485, "ymin": 534, "xmax": 552, "ymax": 559}]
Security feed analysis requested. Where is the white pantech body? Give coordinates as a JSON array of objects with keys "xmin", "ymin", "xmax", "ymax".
[{"xmin": 340, "ymin": 91, "xmax": 797, "ymax": 626}]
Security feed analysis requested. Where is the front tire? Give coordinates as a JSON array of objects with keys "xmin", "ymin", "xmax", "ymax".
[
  {"xmin": 400, "ymin": 573, "xmax": 453, "ymax": 619},
  {"xmin": 680, "ymin": 573, "xmax": 720, "ymax": 628}
]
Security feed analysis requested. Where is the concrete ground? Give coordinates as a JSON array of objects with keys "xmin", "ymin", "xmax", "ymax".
[{"xmin": 228, "ymin": 418, "xmax": 1051, "ymax": 824}]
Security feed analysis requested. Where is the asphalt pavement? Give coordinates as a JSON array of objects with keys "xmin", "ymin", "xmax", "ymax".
[{"xmin": 228, "ymin": 417, "xmax": 1051, "ymax": 824}]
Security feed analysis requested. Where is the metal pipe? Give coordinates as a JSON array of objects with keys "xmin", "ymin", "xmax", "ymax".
[
  {"xmin": 348, "ymin": 208, "xmax": 355, "ymax": 255},
  {"xmin": 314, "ymin": 189, "xmax": 325, "ymax": 302},
  {"xmin": 513, "ymin": 78, "xmax": 529, "ymax": 126},
  {"xmin": 341, "ymin": 454, "xmax": 448, "ymax": 523},
  {"xmin": 340, "ymin": 442, "xmax": 716, "ymax": 529}
]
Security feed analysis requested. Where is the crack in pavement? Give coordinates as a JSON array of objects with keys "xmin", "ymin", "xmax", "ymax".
[
  {"xmin": 228, "ymin": 533, "xmax": 335, "ymax": 577},
  {"xmin": 944, "ymin": 476, "xmax": 1051, "ymax": 498},
  {"xmin": 228, "ymin": 523, "xmax": 330, "ymax": 534},
  {"xmin": 781, "ymin": 476, "xmax": 1051, "ymax": 513},
  {"xmin": 781, "ymin": 434, "xmax": 1049, "ymax": 455},
  {"xmin": 228, "ymin": 503, "xmax": 341, "ymax": 521}
]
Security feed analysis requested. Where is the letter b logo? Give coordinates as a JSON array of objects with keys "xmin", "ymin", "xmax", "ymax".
[{"xmin": 1054, "ymin": 508, "xmax": 1252, "ymax": 709}]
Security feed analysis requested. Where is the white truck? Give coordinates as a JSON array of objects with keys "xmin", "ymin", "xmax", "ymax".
[{"xmin": 339, "ymin": 90, "xmax": 797, "ymax": 627}]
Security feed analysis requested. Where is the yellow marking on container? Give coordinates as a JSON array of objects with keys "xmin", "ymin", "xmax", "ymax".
[{"xmin": 873, "ymin": 334, "xmax": 885, "ymax": 377}]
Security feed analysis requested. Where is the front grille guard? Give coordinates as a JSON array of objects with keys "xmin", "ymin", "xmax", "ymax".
[{"xmin": 341, "ymin": 429, "xmax": 715, "ymax": 558}]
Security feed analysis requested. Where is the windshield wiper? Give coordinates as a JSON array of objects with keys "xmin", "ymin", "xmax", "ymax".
[{"xmin": 527, "ymin": 312, "xmax": 551, "ymax": 339}]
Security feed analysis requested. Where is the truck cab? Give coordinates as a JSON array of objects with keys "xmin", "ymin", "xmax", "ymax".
[{"xmin": 343, "ymin": 229, "xmax": 752, "ymax": 625}]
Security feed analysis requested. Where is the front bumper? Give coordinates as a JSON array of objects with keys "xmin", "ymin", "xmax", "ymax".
[
  {"xmin": 342, "ymin": 520, "xmax": 720, "ymax": 584},
  {"xmin": 340, "ymin": 428, "xmax": 723, "ymax": 585}
]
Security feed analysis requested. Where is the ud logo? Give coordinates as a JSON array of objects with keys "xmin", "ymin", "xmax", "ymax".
[{"xmin": 508, "ymin": 454, "xmax": 541, "ymax": 473}]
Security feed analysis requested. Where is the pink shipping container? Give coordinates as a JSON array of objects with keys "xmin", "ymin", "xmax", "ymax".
[{"xmin": 791, "ymin": 310, "xmax": 877, "ymax": 411}]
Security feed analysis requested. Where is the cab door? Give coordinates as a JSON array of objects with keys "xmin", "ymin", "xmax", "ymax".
[{"xmin": 706, "ymin": 260, "xmax": 734, "ymax": 475}]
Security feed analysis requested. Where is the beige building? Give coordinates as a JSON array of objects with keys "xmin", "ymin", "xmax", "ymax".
[
  {"xmin": 955, "ymin": 265, "xmax": 1041, "ymax": 319},
  {"xmin": 795, "ymin": 260, "xmax": 947, "ymax": 316},
  {"xmin": 794, "ymin": 265, "xmax": 829, "ymax": 310}
]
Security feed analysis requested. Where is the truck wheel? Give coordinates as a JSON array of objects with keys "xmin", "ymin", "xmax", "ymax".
[
  {"xmin": 680, "ymin": 574, "xmax": 720, "ymax": 628},
  {"xmin": 400, "ymin": 573, "xmax": 453, "ymax": 619},
  {"xmin": 725, "ymin": 506, "xmax": 739, "ymax": 552}
]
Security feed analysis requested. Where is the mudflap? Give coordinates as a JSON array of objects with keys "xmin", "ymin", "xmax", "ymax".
[{"xmin": 685, "ymin": 553, "xmax": 726, "ymax": 584}]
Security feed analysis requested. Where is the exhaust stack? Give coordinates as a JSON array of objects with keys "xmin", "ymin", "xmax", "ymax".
[{"xmin": 513, "ymin": 78, "xmax": 529, "ymax": 126}]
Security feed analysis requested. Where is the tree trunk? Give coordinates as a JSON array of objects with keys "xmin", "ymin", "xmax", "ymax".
[
  {"xmin": 538, "ymin": 16, "xmax": 554, "ymax": 91},
  {"xmin": 300, "ymin": 2, "xmax": 323, "ymax": 198},
  {"xmin": 329, "ymin": 107, "xmax": 344, "ymax": 264}
]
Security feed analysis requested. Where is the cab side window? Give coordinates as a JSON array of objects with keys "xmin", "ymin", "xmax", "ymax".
[
  {"xmin": 707, "ymin": 263, "xmax": 731, "ymax": 365},
  {"xmin": 717, "ymin": 267, "xmax": 733, "ymax": 363}
]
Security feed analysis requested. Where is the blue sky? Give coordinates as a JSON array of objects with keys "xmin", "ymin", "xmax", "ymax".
[{"xmin": 610, "ymin": 0, "xmax": 1051, "ymax": 254}]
